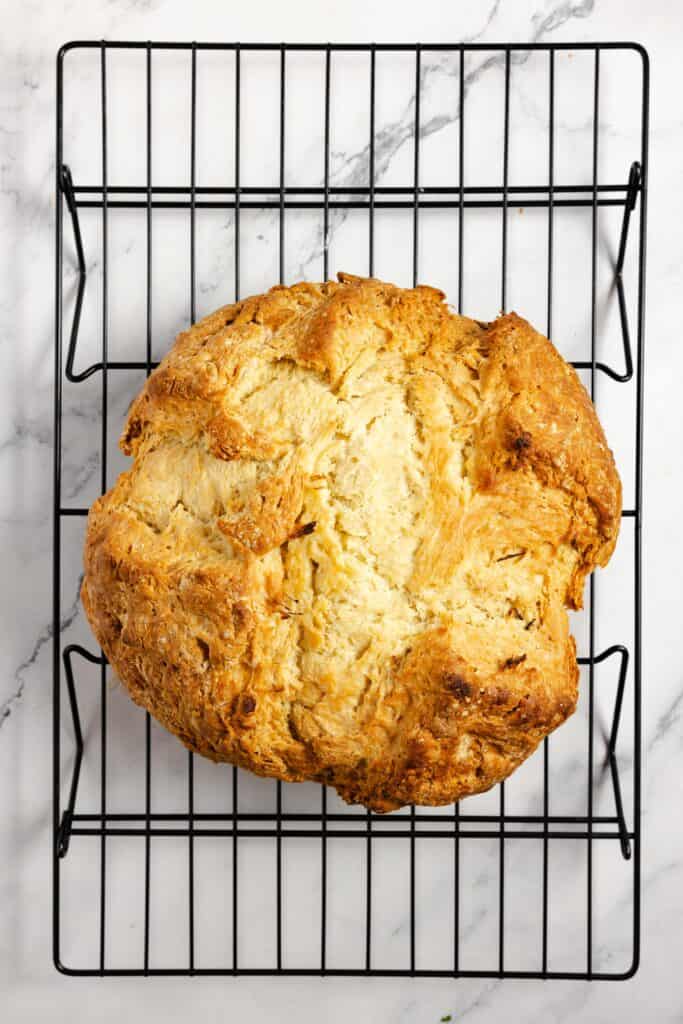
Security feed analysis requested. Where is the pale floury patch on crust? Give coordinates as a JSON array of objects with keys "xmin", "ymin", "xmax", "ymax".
[{"xmin": 81, "ymin": 273, "xmax": 621, "ymax": 811}]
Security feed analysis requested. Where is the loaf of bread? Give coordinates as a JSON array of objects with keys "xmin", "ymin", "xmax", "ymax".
[{"xmin": 82, "ymin": 273, "xmax": 621, "ymax": 811}]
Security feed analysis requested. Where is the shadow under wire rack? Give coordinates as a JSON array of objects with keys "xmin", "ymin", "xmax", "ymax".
[{"xmin": 54, "ymin": 40, "xmax": 648, "ymax": 979}]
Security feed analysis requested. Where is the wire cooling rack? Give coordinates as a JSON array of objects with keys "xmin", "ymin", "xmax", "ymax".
[{"xmin": 54, "ymin": 40, "xmax": 648, "ymax": 978}]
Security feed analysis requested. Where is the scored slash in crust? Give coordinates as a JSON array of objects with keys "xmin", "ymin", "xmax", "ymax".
[{"xmin": 81, "ymin": 273, "xmax": 621, "ymax": 812}]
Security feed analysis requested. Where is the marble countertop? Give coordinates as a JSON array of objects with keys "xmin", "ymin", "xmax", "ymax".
[{"xmin": 2, "ymin": 0, "xmax": 681, "ymax": 1020}]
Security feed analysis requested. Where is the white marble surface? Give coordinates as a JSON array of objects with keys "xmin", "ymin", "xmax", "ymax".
[{"xmin": 1, "ymin": 0, "xmax": 682, "ymax": 1020}]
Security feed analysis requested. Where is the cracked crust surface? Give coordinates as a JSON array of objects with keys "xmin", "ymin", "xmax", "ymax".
[{"xmin": 81, "ymin": 273, "xmax": 621, "ymax": 811}]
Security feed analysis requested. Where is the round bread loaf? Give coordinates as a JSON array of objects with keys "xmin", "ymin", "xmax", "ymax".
[{"xmin": 82, "ymin": 273, "xmax": 621, "ymax": 811}]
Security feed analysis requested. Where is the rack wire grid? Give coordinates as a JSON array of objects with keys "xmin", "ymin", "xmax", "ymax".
[{"xmin": 54, "ymin": 40, "xmax": 648, "ymax": 979}]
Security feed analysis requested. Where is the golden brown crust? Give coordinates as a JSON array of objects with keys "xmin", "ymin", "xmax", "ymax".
[{"xmin": 82, "ymin": 274, "xmax": 621, "ymax": 811}]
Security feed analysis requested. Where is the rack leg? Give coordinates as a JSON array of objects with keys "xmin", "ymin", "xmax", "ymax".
[
  {"xmin": 612, "ymin": 161, "xmax": 641, "ymax": 383},
  {"xmin": 606, "ymin": 647, "xmax": 631, "ymax": 860},
  {"xmin": 59, "ymin": 165, "xmax": 91, "ymax": 383},
  {"xmin": 57, "ymin": 644, "xmax": 103, "ymax": 858}
]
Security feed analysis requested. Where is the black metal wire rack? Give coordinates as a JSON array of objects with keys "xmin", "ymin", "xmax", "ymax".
[{"xmin": 54, "ymin": 40, "xmax": 648, "ymax": 979}]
